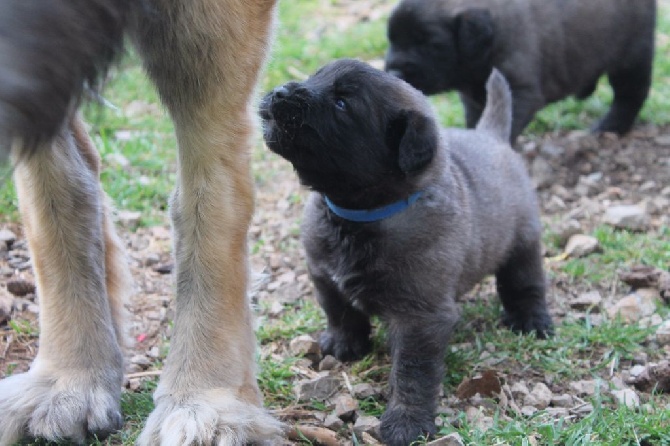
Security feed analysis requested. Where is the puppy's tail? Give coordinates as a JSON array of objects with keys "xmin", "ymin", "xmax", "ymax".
[
  {"xmin": 0, "ymin": 0, "xmax": 130, "ymax": 162},
  {"xmin": 475, "ymin": 68, "xmax": 513, "ymax": 143}
]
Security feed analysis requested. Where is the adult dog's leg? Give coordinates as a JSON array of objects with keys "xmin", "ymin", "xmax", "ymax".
[
  {"xmin": 0, "ymin": 116, "xmax": 131, "ymax": 445},
  {"xmin": 132, "ymin": 1, "xmax": 282, "ymax": 444}
]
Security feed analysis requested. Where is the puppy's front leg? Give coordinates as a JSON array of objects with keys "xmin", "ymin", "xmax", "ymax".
[
  {"xmin": 311, "ymin": 274, "xmax": 372, "ymax": 362},
  {"xmin": 509, "ymin": 88, "xmax": 544, "ymax": 142},
  {"xmin": 380, "ymin": 309, "xmax": 459, "ymax": 446}
]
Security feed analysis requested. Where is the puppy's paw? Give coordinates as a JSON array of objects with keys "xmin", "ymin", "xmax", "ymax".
[
  {"xmin": 0, "ymin": 368, "xmax": 123, "ymax": 445},
  {"xmin": 503, "ymin": 309, "xmax": 554, "ymax": 339},
  {"xmin": 379, "ymin": 406, "xmax": 436, "ymax": 446},
  {"xmin": 319, "ymin": 329, "xmax": 372, "ymax": 362},
  {"xmin": 137, "ymin": 389, "xmax": 283, "ymax": 446}
]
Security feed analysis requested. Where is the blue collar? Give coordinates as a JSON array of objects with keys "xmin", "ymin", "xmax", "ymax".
[{"xmin": 324, "ymin": 191, "xmax": 424, "ymax": 223}]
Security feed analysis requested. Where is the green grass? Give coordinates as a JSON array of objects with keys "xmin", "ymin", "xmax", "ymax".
[{"xmin": 2, "ymin": 1, "xmax": 670, "ymax": 445}]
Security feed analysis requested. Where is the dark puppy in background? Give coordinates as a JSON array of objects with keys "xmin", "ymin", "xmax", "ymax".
[
  {"xmin": 385, "ymin": 0, "xmax": 656, "ymax": 142},
  {"xmin": 261, "ymin": 59, "xmax": 553, "ymax": 445}
]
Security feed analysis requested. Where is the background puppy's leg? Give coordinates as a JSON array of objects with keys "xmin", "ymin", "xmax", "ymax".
[
  {"xmin": 311, "ymin": 275, "xmax": 372, "ymax": 362},
  {"xmin": 380, "ymin": 309, "xmax": 459, "ymax": 446},
  {"xmin": 595, "ymin": 58, "xmax": 653, "ymax": 135},
  {"xmin": 131, "ymin": 1, "xmax": 282, "ymax": 444},
  {"xmin": 496, "ymin": 242, "xmax": 553, "ymax": 338},
  {"xmin": 0, "ymin": 116, "xmax": 130, "ymax": 445}
]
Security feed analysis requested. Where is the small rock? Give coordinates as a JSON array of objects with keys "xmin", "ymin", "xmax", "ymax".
[
  {"xmin": 323, "ymin": 413, "xmax": 344, "ymax": 431},
  {"xmin": 319, "ymin": 355, "xmax": 340, "ymax": 371},
  {"xmin": 629, "ymin": 365, "xmax": 647, "ymax": 378},
  {"xmin": 653, "ymin": 135, "xmax": 670, "ymax": 146},
  {"xmin": 510, "ymin": 382, "xmax": 530, "ymax": 401},
  {"xmin": 525, "ymin": 383, "xmax": 552, "ymax": 410},
  {"xmin": 655, "ymin": 321, "xmax": 670, "ymax": 345},
  {"xmin": 289, "ymin": 334, "xmax": 320, "ymax": 357},
  {"xmin": 619, "ymin": 265, "xmax": 663, "ymax": 289},
  {"xmin": 427, "ymin": 432, "xmax": 465, "ymax": 446},
  {"xmin": 570, "ymin": 291, "xmax": 603, "ymax": 311},
  {"xmin": 564, "ymin": 234, "xmax": 600, "ymax": 258},
  {"xmin": 464, "ymin": 406, "xmax": 494, "ymax": 431},
  {"xmin": 144, "ymin": 253, "xmax": 161, "ymax": 267},
  {"xmin": 0, "ymin": 290, "xmax": 13, "ymax": 324},
  {"xmin": 130, "ymin": 355, "xmax": 152, "ymax": 369},
  {"xmin": 602, "ymin": 205, "xmax": 649, "ymax": 231},
  {"xmin": 352, "ymin": 383, "xmax": 377, "ymax": 399},
  {"xmin": 352, "ymin": 415, "xmax": 380, "ymax": 439},
  {"xmin": 6, "ymin": 279, "xmax": 35, "ymax": 297},
  {"xmin": 630, "ymin": 361, "xmax": 670, "ymax": 393},
  {"xmin": 294, "ymin": 376, "xmax": 341, "ymax": 402},
  {"xmin": 569, "ymin": 379, "xmax": 600, "ymax": 396},
  {"xmin": 611, "ymin": 388, "xmax": 640, "ymax": 409},
  {"xmin": 550, "ymin": 394, "xmax": 574, "ymax": 408},
  {"xmin": 531, "ymin": 157, "xmax": 554, "ymax": 190},
  {"xmin": 333, "ymin": 394, "xmax": 358, "ymax": 422},
  {"xmin": 571, "ymin": 403, "xmax": 594, "ymax": 416},
  {"xmin": 520, "ymin": 406, "xmax": 538, "ymax": 417},
  {"xmin": 607, "ymin": 288, "xmax": 660, "ymax": 323},
  {"xmin": 539, "ymin": 142, "xmax": 565, "ymax": 159},
  {"xmin": 117, "ymin": 210, "xmax": 142, "ymax": 228},
  {"xmin": 0, "ymin": 228, "xmax": 17, "ymax": 246}
]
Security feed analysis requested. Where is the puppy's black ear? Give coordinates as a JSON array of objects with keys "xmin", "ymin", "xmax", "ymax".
[
  {"xmin": 454, "ymin": 8, "xmax": 494, "ymax": 78},
  {"xmin": 387, "ymin": 110, "xmax": 438, "ymax": 174}
]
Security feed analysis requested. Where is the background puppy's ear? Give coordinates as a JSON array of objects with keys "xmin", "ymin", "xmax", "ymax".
[
  {"xmin": 387, "ymin": 110, "xmax": 438, "ymax": 174},
  {"xmin": 454, "ymin": 8, "xmax": 494, "ymax": 78}
]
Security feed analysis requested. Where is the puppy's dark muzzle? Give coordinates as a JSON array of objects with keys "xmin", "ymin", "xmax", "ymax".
[{"xmin": 260, "ymin": 82, "xmax": 309, "ymax": 135}]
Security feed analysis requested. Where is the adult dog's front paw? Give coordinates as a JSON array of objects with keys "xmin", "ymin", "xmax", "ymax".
[
  {"xmin": 379, "ymin": 406, "xmax": 437, "ymax": 446},
  {"xmin": 137, "ymin": 389, "xmax": 283, "ymax": 446},
  {"xmin": 0, "ymin": 367, "xmax": 123, "ymax": 445},
  {"xmin": 319, "ymin": 328, "xmax": 372, "ymax": 362}
]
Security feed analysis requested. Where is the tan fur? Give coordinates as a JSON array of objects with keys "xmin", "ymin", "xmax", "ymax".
[{"xmin": 0, "ymin": 0, "xmax": 283, "ymax": 444}]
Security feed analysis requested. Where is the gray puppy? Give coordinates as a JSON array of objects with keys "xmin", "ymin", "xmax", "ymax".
[
  {"xmin": 385, "ymin": 0, "xmax": 656, "ymax": 142},
  {"xmin": 260, "ymin": 59, "xmax": 553, "ymax": 446}
]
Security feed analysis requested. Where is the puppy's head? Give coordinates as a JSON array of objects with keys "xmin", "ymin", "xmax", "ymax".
[
  {"xmin": 384, "ymin": 0, "xmax": 494, "ymax": 94},
  {"xmin": 260, "ymin": 59, "xmax": 438, "ymax": 206}
]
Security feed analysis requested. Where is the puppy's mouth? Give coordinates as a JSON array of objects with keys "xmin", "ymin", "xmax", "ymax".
[{"xmin": 260, "ymin": 85, "xmax": 309, "ymax": 147}]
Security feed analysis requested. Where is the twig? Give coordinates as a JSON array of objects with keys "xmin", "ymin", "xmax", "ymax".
[
  {"xmin": 342, "ymin": 371, "xmax": 354, "ymax": 394},
  {"xmin": 287, "ymin": 425, "xmax": 340, "ymax": 446},
  {"xmin": 125, "ymin": 370, "xmax": 162, "ymax": 379}
]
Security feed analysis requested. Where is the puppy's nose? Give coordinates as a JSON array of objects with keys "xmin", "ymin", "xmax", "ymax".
[{"xmin": 273, "ymin": 85, "xmax": 290, "ymax": 99}]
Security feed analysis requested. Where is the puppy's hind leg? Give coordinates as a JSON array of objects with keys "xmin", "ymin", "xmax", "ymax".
[
  {"xmin": 495, "ymin": 242, "xmax": 553, "ymax": 338},
  {"xmin": 595, "ymin": 58, "xmax": 653, "ymax": 135},
  {"xmin": 131, "ymin": 1, "xmax": 282, "ymax": 444},
  {"xmin": 0, "ymin": 116, "xmax": 130, "ymax": 445}
]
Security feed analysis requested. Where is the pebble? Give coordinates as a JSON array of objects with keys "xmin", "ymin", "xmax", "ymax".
[
  {"xmin": 117, "ymin": 210, "xmax": 142, "ymax": 228},
  {"xmin": 323, "ymin": 413, "xmax": 344, "ymax": 431},
  {"xmin": 569, "ymin": 379, "xmax": 600, "ymax": 396},
  {"xmin": 525, "ymin": 383, "xmax": 553, "ymax": 410},
  {"xmin": 294, "ymin": 376, "xmax": 341, "ymax": 402},
  {"xmin": 655, "ymin": 320, "xmax": 670, "ymax": 345},
  {"xmin": 289, "ymin": 334, "xmax": 320, "ymax": 357},
  {"xmin": 607, "ymin": 288, "xmax": 660, "ymax": 323},
  {"xmin": 564, "ymin": 234, "xmax": 600, "ymax": 258},
  {"xmin": 550, "ymin": 394, "xmax": 574, "ymax": 408},
  {"xmin": 352, "ymin": 415, "xmax": 380, "ymax": 439},
  {"xmin": 570, "ymin": 291, "xmax": 603, "ymax": 311},
  {"xmin": 352, "ymin": 383, "xmax": 377, "ymax": 399},
  {"xmin": 332, "ymin": 394, "xmax": 358, "ymax": 422},
  {"xmin": 611, "ymin": 388, "xmax": 640, "ymax": 409},
  {"xmin": 319, "ymin": 355, "xmax": 341, "ymax": 371},
  {"xmin": 427, "ymin": 432, "xmax": 465, "ymax": 446},
  {"xmin": 0, "ymin": 228, "xmax": 17, "ymax": 246},
  {"xmin": 602, "ymin": 205, "xmax": 650, "ymax": 231},
  {"xmin": 531, "ymin": 157, "xmax": 554, "ymax": 190}
]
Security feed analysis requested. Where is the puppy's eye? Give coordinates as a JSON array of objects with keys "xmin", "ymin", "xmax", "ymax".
[{"xmin": 334, "ymin": 98, "xmax": 347, "ymax": 111}]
